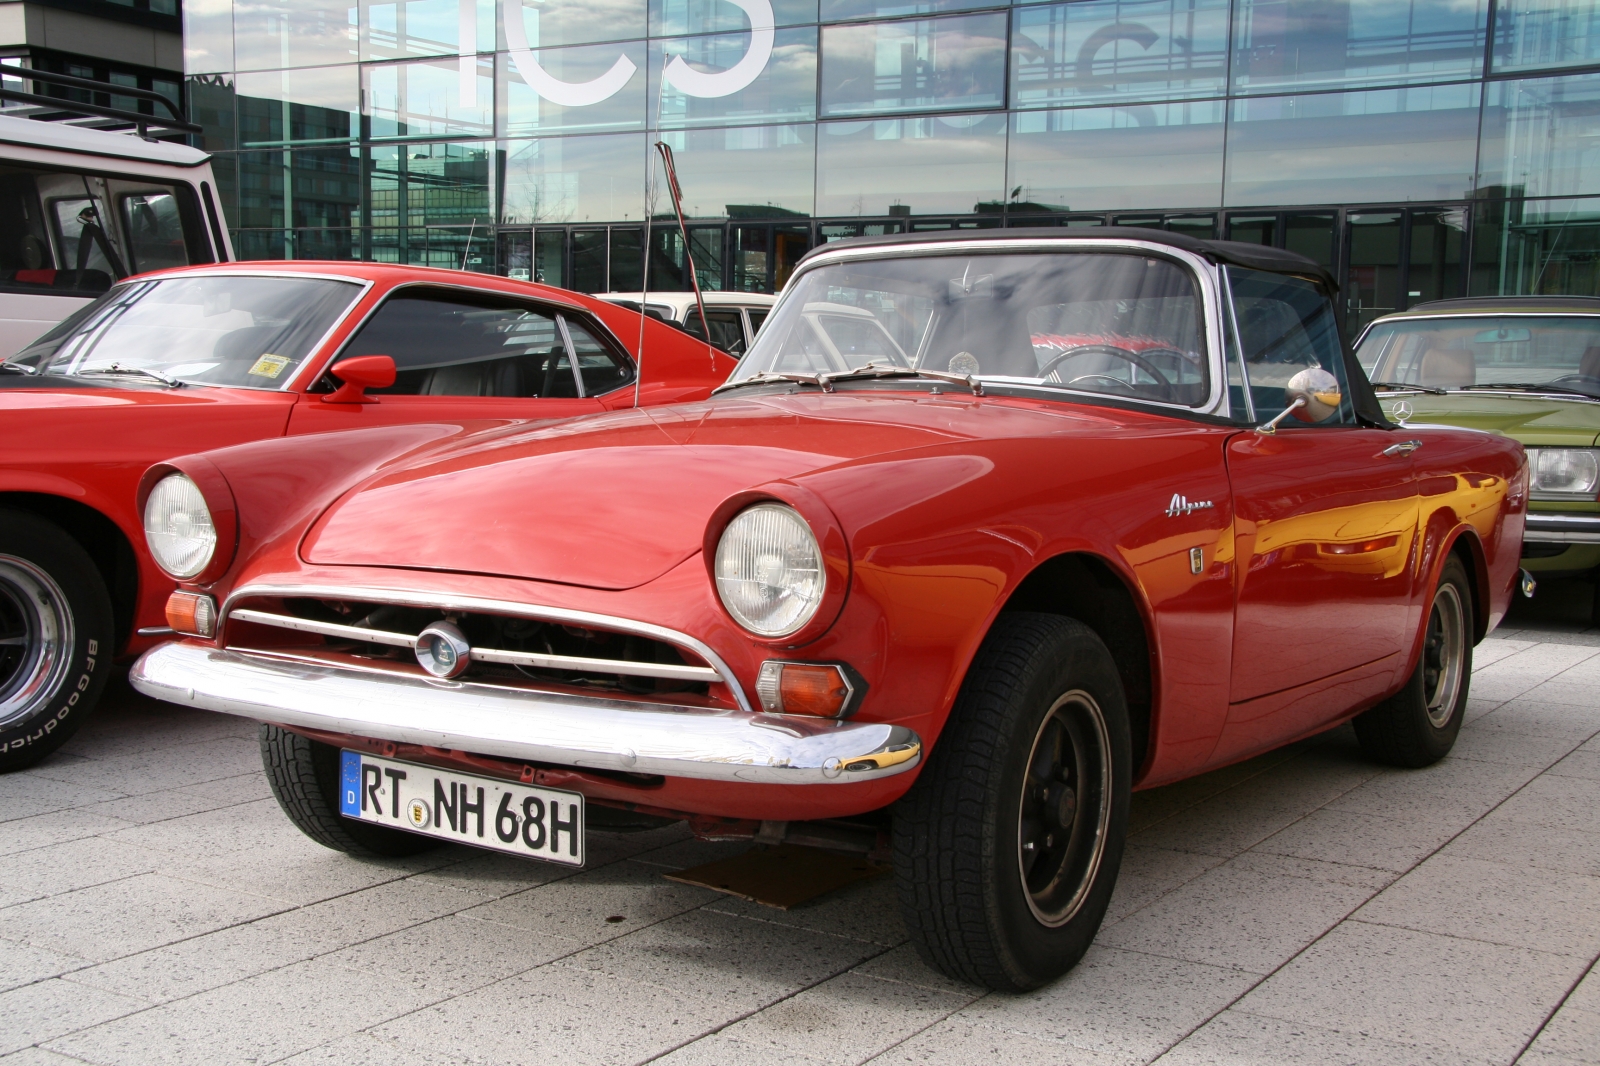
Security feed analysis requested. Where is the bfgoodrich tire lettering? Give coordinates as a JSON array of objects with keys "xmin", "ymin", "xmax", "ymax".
[
  {"xmin": 893, "ymin": 612, "xmax": 1131, "ymax": 991},
  {"xmin": 1354, "ymin": 555, "xmax": 1475, "ymax": 768},
  {"xmin": 260, "ymin": 724, "xmax": 440, "ymax": 858},
  {"xmin": 0, "ymin": 510, "xmax": 114, "ymax": 772}
]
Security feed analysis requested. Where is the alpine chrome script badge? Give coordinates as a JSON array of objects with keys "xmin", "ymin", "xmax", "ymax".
[{"xmin": 416, "ymin": 621, "xmax": 472, "ymax": 678}]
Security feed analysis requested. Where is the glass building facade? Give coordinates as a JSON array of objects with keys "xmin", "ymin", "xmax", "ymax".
[{"xmin": 185, "ymin": 0, "xmax": 1600, "ymax": 332}]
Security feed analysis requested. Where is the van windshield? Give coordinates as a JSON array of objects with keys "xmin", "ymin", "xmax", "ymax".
[
  {"xmin": 12, "ymin": 274, "xmax": 361, "ymax": 389},
  {"xmin": 727, "ymin": 252, "xmax": 1210, "ymax": 407}
]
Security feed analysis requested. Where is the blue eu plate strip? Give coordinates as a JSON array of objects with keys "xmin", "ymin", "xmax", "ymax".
[{"xmin": 339, "ymin": 750, "xmax": 361, "ymax": 816}]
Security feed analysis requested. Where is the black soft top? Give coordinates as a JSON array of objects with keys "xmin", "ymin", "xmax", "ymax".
[{"xmin": 803, "ymin": 226, "xmax": 1338, "ymax": 291}]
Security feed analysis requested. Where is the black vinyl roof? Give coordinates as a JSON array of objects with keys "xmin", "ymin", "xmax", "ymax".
[{"xmin": 803, "ymin": 226, "xmax": 1338, "ymax": 290}]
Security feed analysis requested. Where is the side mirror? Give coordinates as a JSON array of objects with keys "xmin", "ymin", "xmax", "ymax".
[{"xmin": 322, "ymin": 355, "xmax": 396, "ymax": 404}]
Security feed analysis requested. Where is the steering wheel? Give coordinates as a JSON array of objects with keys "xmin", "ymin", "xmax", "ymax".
[
  {"xmin": 1036, "ymin": 344, "xmax": 1174, "ymax": 397},
  {"xmin": 1067, "ymin": 373, "xmax": 1139, "ymax": 395}
]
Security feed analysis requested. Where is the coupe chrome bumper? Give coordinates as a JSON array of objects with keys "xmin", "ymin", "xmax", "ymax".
[
  {"xmin": 1525, "ymin": 513, "xmax": 1600, "ymax": 545},
  {"xmin": 130, "ymin": 642, "xmax": 922, "ymax": 785}
]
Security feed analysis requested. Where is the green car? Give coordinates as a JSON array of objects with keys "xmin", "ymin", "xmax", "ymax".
[{"xmin": 1356, "ymin": 297, "xmax": 1600, "ymax": 622}]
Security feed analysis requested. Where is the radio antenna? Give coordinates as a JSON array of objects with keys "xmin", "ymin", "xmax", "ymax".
[{"xmin": 655, "ymin": 140, "xmax": 714, "ymax": 367}]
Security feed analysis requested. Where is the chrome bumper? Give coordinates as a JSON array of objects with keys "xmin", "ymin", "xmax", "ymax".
[
  {"xmin": 130, "ymin": 642, "xmax": 922, "ymax": 785},
  {"xmin": 1525, "ymin": 513, "xmax": 1600, "ymax": 545}
]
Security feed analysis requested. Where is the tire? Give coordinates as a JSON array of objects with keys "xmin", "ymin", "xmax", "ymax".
[
  {"xmin": 1354, "ymin": 555, "xmax": 1474, "ymax": 768},
  {"xmin": 893, "ymin": 612, "xmax": 1131, "ymax": 992},
  {"xmin": 260, "ymin": 724, "xmax": 439, "ymax": 858},
  {"xmin": 0, "ymin": 510, "xmax": 115, "ymax": 772}
]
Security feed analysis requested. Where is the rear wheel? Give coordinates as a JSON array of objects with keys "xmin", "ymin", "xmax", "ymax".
[
  {"xmin": 893, "ymin": 613, "xmax": 1130, "ymax": 991},
  {"xmin": 0, "ymin": 510, "xmax": 114, "ymax": 772},
  {"xmin": 260, "ymin": 724, "xmax": 439, "ymax": 857},
  {"xmin": 1355, "ymin": 555, "xmax": 1474, "ymax": 768}
]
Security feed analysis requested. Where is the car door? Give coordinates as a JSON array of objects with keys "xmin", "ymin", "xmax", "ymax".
[
  {"xmin": 1218, "ymin": 268, "xmax": 1419, "ymax": 758},
  {"xmin": 287, "ymin": 286, "xmax": 625, "ymax": 435}
]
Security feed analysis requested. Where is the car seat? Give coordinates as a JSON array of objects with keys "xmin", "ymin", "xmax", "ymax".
[
  {"xmin": 1579, "ymin": 346, "xmax": 1600, "ymax": 380},
  {"xmin": 1419, "ymin": 348, "xmax": 1476, "ymax": 388}
]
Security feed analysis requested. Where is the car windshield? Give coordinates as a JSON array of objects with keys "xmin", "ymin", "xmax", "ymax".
[
  {"xmin": 1358, "ymin": 315, "xmax": 1600, "ymax": 399},
  {"xmin": 11, "ymin": 274, "xmax": 361, "ymax": 389},
  {"xmin": 728, "ymin": 252, "xmax": 1210, "ymax": 406}
]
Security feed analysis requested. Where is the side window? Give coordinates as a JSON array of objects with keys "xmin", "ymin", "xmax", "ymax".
[
  {"xmin": 563, "ymin": 318, "xmax": 635, "ymax": 395},
  {"xmin": 121, "ymin": 192, "xmax": 189, "ymax": 273},
  {"xmin": 340, "ymin": 291, "xmax": 575, "ymax": 398},
  {"xmin": 51, "ymin": 198, "xmax": 126, "ymax": 285},
  {"xmin": 748, "ymin": 309, "xmax": 768, "ymax": 335},
  {"xmin": 1227, "ymin": 267, "xmax": 1355, "ymax": 427},
  {"xmin": 684, "ymin": 310, "xmax": 746, "ymax": 352}
]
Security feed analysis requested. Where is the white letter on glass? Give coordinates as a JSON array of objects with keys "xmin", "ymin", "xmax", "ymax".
[
  {"xmin": 459, "ymin": 0, "xmax": 478, "ymax": 107},
  {"xmin": 661, "ymin": 0, "xmax": 774, "ymax": 99},
  {"xmin": 503, "ymin": 0, "xmax": 638, "ymax": 107}
]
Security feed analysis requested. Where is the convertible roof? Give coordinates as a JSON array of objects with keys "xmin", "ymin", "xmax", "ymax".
[{"xmin": 803, "ymin": 226, "xmax": 1338, "ymax": 290}]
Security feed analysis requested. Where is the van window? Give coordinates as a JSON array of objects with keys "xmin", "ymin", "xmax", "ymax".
[{"xmin": 0, "ymin": 164, "xmax": 210, "ymax": 296}]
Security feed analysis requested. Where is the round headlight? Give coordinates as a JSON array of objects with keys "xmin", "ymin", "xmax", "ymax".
[
  {"xmin": 144, "ymin": 473, "xmax": 217, "ymax": 579},
  {"xmin": 715, "ymin": 503, "xmax": 825, "ymax": 637}
]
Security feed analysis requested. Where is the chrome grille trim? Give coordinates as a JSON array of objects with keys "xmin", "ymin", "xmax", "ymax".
[
  {"xmin": 221, "ymin": 584, "xmax": 750, "ymax": 712},
  {"xmin": 229, "ymin": 608, "xmax": 416, "ymax": 648}
]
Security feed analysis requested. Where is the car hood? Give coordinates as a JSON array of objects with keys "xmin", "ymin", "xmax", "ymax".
[
  {"xmin": 302, "ymin": 390, "xmax": 1130, "ymax": 590},
  {"xmin": 1377, "ymin": 391, "xmax": 1600, "ymax": 447}
]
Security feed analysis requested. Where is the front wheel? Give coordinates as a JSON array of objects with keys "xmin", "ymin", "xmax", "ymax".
[
  {"xmin": 1354, "ymin": 555, "xmax": 1474, "ymax": 768},
  {"xmin": 260, "ymin": 724, "xmax": 440, "ymax": 857},
  {"xmin": 0, "ymin": 510, "xmax": 115, "ymax": 772},
  {"xmin": 893, "ymin": 613, "xmax": 1131, "ymax": 991}
]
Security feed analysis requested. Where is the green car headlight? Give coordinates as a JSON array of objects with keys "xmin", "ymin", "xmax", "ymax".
[{"xmin": 1527, "ymin": 447, "xmax": 1600, "ymax": 498}]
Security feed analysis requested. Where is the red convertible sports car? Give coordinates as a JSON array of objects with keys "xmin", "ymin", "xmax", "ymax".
[
  {"xmin": 131, "ymin": 229, "xmax": 1526, "ymax": 990},
  {"xmin": 0, "ymin": 262, "xmax": 735, "ymax": 768}
]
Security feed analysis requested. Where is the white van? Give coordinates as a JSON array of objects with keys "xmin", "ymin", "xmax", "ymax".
[
  {"xmin": 599, "ymin": 291, "xmax": 775, "ymax": 354},
  {"xmin": 0, "ymin": 75, "xmax": 233, "ymax": 356}
]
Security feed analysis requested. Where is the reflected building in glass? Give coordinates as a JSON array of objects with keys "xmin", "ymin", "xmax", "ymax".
[{"xmin": 186, "ymin": 0, "xmax": 1600, "ymax": 331}]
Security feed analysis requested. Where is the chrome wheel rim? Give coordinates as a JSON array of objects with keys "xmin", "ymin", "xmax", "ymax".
[
  {"xmin": 0, "ymin": 555, "xmax": 74, "ymax": 730},
  {"xmin": 1422, "ymin": 583, "xmax": 1466, "ymax": 729},
  {"xmin": 1016, "ymin": 689, "xmax": 1112, "ymax": 927}
]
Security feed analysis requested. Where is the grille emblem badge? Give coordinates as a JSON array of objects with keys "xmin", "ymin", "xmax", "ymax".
[{"xmin": 416, "ymin": 621, "xmax": 472, "ymax": 679}]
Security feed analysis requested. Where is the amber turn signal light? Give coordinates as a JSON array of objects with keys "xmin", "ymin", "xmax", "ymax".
[
  {"xmin": 754, "ymin": 661, "xmax": 863, "ymax": 718},
  {"xmin": 165, "ymin": 591, "xmax": 217, "ymax": 637}
]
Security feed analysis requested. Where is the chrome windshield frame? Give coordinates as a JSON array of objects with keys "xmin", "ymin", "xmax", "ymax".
[{"xmin": 748, "ymin": 237, "xmax": 1232, "ymax": 419}]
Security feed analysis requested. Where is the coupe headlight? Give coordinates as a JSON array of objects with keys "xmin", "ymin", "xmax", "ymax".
[
  {"xmin": 1528, "ymin": 448, "xmax": 1600, "ymax": 498},
  {"xmin": 144, "ymin": 473, "xmax": 217, "ymax": 579},
  {"xmin": 714, "ymin": 503, "xmax": 825, "ymax": 637}
]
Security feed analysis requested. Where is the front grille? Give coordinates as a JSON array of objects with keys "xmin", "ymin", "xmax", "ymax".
[{"xmin": 222, "ymin": 594, "xmax": 722, "ymax": 698}]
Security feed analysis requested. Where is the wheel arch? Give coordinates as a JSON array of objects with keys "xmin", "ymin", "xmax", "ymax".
[
  {"xmin": 1446, "ymin": 527, "xmax": 1491, "ymax": 645},
  {"xmin": 0, "ymin": 493, "xmax": 138, "ymax": 652},
  {"xmin": 996, "ymin": 552, "xmax": 1156, "ymax": 778}
]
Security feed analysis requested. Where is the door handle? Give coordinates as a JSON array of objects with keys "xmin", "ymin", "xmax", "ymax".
[{"xmin": 1379, "ymin": 439, "xmax": 1423, "ymax": 457}]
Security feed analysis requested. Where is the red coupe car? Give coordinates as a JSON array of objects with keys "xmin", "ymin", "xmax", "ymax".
[
  {"xmin": 130, "ymin": 230, "xmax": 1525, "ymax": 990},
  {"xmin": 0, "ymin": 261, "xmax": 736, "ymax": 768}
]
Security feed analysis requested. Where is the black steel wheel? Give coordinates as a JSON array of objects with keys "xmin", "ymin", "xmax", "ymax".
[
  {"xmin": 1355, "ymin": 555, "xmax": 1474, "ymax": 768},
  {"xmin": 893, "ymin": 612, "xmax": 1130, "ymax": 991},
  {"xmin": 0, "ymin": 510, "xmax": 114, "ymax": 772},
  {"xmin": 260, "ymin": 724, "xmax": 440, "ymax": 857}
]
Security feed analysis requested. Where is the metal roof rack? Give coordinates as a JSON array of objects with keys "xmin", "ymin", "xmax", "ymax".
[{"xmin": 0, "ymin": 65, "xmax": 199, "ymax": 139}]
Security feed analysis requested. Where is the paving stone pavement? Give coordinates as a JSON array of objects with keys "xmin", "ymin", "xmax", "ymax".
[{"xmin": 2, "ymin": 586, "xmax": 1598, "ymax": 1066}]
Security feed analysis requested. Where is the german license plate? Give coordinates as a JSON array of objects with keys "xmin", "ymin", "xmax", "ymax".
[{"xmin": 339, "ymin": 751, "xmax": 584, "ymax": 866}]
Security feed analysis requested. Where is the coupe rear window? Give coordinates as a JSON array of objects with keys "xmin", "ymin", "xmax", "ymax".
[
  {"xmin": 730, "ymin": 252, "xmax": 1209, "ymax": 407},
  {"xmin": 1359, "ymin": 314, "xmax": 1600, "ymax": 396},
  {"xmin": 12, "ymin": 274, "xmax": 360, "ymax": 389}
]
